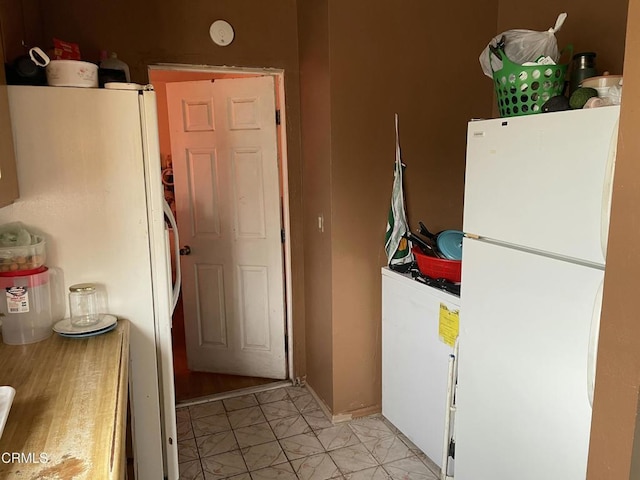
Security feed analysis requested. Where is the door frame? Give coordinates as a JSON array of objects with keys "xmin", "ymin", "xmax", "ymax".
[{"xmin": 149, "ymin": 63, "xmax": 295, "ymax": 382}]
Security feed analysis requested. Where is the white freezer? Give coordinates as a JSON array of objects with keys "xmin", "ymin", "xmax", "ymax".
[
  {"xmin": 381, "ymin": 267, "xmax": 459, "ymax": 469},
  {"xmin": 455, "ymin": 238, "xmax": 604, "ymax": 480},
  {"xmin": 463, "ymin": 106, "xmax": 620, "ymax": 266}
]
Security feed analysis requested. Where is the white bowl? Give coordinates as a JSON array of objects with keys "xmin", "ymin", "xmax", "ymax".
[
  {"xmin": 581, "ymin": 75, "xmax": 623, "ymax": 97},
  {"xmin": 46, "ymin": 60, "xmax": 98, "ymax": 88}
]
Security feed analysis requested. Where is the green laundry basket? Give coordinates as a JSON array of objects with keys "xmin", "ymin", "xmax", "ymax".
[{"xmin": 490, "ymin": 46, "xmax": 572, "ymax": 117}]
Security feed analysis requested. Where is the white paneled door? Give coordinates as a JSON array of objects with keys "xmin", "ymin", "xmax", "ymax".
[{"xmin": 167, "ymin": 77, "xmax": 286, "ymax": 379}]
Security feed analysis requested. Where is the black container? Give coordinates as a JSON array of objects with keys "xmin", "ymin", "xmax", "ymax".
[
  {"xmin": 569, "ymin": 52, "xmax": 597, "ymax": 95},
  {"xmin": 98, "ymin": 68, "xmax": 127, "ymax": 88},
  {"xmin": 4, "ymin": 55, "xmax": 47, "ymax": 86}
]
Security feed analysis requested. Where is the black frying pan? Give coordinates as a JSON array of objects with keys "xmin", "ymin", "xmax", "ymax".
[
  {"xmin": 405, "ymin": 232, "xmax": 436, "ymax": 257},
  {"xmin": 418, "ymin": 222, "xmax": 464, "ymax": 260}
]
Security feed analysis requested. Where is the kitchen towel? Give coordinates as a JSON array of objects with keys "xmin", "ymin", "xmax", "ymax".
[{"xmin": 384, "ymin": 114, "xmax": 413, "ymax": 271}]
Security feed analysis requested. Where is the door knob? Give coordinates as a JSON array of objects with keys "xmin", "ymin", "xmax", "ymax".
[{"xmin": 179, "ymin": 245, "xmax": 191, "ymax": 256}]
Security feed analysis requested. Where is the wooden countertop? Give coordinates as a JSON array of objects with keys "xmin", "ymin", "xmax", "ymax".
[{"xmin": 0, "ymin": 319, "xmax": 130, "ymax": 479}]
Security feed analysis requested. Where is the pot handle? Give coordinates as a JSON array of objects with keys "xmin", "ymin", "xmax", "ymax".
[
  {"xmin": 28, "ymin": 47, "xmax": 50, "ymax": 67},
  {"xmin": 418, "ymin": 221, "xmax": 437, "ymax": 240}
]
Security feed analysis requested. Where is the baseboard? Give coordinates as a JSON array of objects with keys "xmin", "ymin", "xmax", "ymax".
[
  {"xmin": 303, "ymin": 383, "xmax": 343, "ymax": 423},
  {"xmin": 304, "ymin": 383, "xmax": 382, "ymax": 424},
  {"xmin": 345, "ymin": 403, "xmax": 382, "ymax": 419}
]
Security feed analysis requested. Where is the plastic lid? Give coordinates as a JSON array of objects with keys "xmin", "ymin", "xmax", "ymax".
[
  {"xmin": 69, "ymin": 283, "xmax": 96, "ymax": 292},
  {"xmin": 0, "ymin": 267, "xmax": 49, "ymax": 288},
  {"xmin": 0, "ymin": 265, "xmax": 47, "ymax": 278},
  {"xmin": 581, "ymin": 75, "xmax": 623, "ymax": 88},
  {"xmin": 436, "ymin": 230, "xmax": 464, "ymax": 261},
  {"xmin": 104, "ymin": 82, "xmax": 143, "ymax": 91}
]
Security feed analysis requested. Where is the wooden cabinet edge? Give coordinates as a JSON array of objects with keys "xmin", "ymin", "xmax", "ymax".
[
  {"xmin": 111, "ymin": 321, "xmax": 130, "ymax": 479},
  {"xmin": 0, "ymin": 31, "xmax": 19, "ymax": 208}
]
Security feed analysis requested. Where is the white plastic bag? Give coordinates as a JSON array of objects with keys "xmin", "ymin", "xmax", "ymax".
[{"xmin": 480, "ymin": 13, "xmax": 567, "ymax": 77}]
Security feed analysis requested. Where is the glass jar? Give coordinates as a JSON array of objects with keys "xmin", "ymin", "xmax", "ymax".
[{"xmin": 69, "ymin": 283, "xmax": 100, "ymax": 327}]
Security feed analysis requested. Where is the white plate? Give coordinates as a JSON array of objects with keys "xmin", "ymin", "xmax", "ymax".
[
  {"xmin": 104, "ymin": 82, "xmax": 144, "ymax": 90},
  {"xmin": 0, "ymin": 386, "xmax": 15, "ymax": 439},
  {"xmin": 53, "ymin": 314, "xmax": 117, "ymax": 335},
  {"xmin": 57, "ymin": 322, "xmax": 117, "ymax": 338}
]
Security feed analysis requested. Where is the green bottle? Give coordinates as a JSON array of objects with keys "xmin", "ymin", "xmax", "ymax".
[{"xmin": 569, "ymin": 52, "xmax": 597, "ymax": 95}]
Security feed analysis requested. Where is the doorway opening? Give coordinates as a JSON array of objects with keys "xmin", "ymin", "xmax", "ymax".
[{"xmin": 149, "ymin": 65, "xmax": 294, "ymax": 404}]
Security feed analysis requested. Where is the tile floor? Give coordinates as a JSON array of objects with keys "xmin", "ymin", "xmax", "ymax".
[{"xmin": 176, "ymin": 385, "xmax": 440, "ymax": 480}]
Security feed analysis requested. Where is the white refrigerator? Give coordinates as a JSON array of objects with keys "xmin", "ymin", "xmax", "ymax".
[
  {"xmin": 454, "ymin": 106, "xmax": 620, "ymax": 480},
  {"xmin": 0, "ymin": 85, "xmax": 181, "ymax": 479}
]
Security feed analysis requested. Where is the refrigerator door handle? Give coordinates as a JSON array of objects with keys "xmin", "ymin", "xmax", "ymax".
[
  {"xmin": 587, "ymin": 279, "xmax": 605, "ymax": 408},
  {"xmin": 601, "ymin": 118, "xmax": 620, "ymax": 259},
  {"xmin": 163, "ymin": 199, "xmax": 181, "ymax": 314},
  {"xmin": 442, "ymin": 340, "xmax": 459, "ymax": 480}
]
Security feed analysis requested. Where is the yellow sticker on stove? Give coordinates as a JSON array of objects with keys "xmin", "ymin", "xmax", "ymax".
[{"xmin": 439, "ymin": 303, "xmax": 459, "ymax": 347}]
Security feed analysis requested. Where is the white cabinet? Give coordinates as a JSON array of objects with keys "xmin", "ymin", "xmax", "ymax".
[{"xmin": 381, "ymin": 267, "xmax": 459, "ymax": 469}]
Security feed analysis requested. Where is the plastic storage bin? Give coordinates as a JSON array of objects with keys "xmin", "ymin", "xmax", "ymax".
[
  {"xmin": 0, "ymin": 267, "xmax": 52, "ymax": 345},
  {"xmin": 0, "ymin": 234, "xmax": 46, "ymax": 273},
  {"xmin": 490, "ymin": 47, "xmax": 570, "ymax": 117}
]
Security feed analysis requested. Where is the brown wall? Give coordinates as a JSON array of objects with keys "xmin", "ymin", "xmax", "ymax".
[
  {"xmin": 37, "ymin": 0, "xmax": 307, "ymax": 378},
  {"xmin": 588, "ymin": 0, "xmax": 640, "ymax": 477},
  {"xmin": 328, "ymin": 0, "xmax": 497, "ymax": 415},
  {"xmin": 297, "ymin": 0, "xmax": 334, "ymax": 409},
  {"xmin": 0, "ymin": 0, "xmax": 44, "ymax": 64},
  {"xmin": 298, "ymin": 0, "xmax": 498, "ymax": 415}
]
